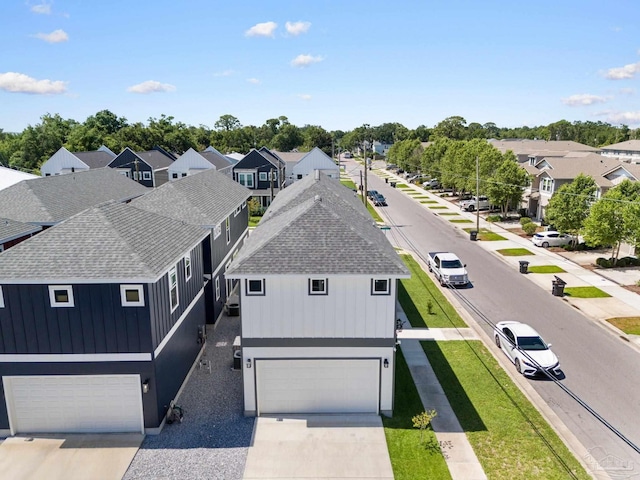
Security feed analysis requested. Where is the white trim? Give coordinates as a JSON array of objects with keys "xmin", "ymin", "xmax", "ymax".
[
  {"xmin": 120, "ymin": 284, "xmax": 145, "ymax": 307},
  {"xmin": 0, "ymin": 353, "xmax": 152, "ymax": 362},
  {"xmin": 142, "ymin": 171, "xmax": 152, "ymax": 181},
  {"xmin": 184, "ymin": 253, "xmax": 192, "ymax": 282},
  {"xmin": 215, "ymin": 276, "xmax": 220, "ymax": 301},
  {"xmin": 0, "ymin": 286, "xmax": 4, "ymax": 308},
  {"xmin": 169, "ymin": 265, "xmax": 179, "ymax": 312},
  {"xmin": 48, "ymin": 285, "xmax": 74, "ymax": 307},
  {"xmin": 154, "ymin": 288, "xmax": 204, "ymax": 358},
  {"xmin": 213, "ymin": 223, "xmax": 222, "ymax": 239},
  {"xmin": 225, "ymin": 217, "xmax": 231, "ymax": 245}
]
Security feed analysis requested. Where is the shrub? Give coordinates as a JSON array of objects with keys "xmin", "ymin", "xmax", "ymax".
[
  {"xmin": 616, "ymin": 256, "xmax": 640, "ymax": 267},
  {"xmin": 596, "ymin": 257, "xmax": 614, "ymax": 268},
  {"xmin": 519, "ymin": 216, "xmax": 532, "ymax": 226},
  {"xmin": 486, "ymin": 214, "xmax": 501, "ymax": 222},
  {"xmin": 522, "ymin": 222, "xmax": 537, "ymax": 235}
]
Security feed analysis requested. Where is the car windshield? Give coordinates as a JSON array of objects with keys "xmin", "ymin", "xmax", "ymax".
[
  {"xmin": 441, "ymin": 260, "xmax": 462, "ymax": 268},
  {"xmin": 517, "ymin": 336, "xmax": 547, "ymax": 350}
]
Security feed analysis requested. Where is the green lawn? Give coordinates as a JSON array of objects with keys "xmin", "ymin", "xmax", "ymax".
[
  {"xmin": 449, "ymin": 219, "xmax": 473, "ymax": 223},
  {"xmin": 527, "ymin": 265, "xmax": 566, "ymax": 274},
  {"xmin": 497, "ymin": 248, "xmax": 534, "ymax": 256},
  {"xmin": 396, "ymin": 183, "xmax": 410, "ymax": 188},
  {"xmin": 607, "ymin": 317, "xmax": 640, "ymax": 335},
  {"xmin": 340, "ymin": 179, "xmax": 357, "ymax": 190},
  {"xmin": 438, "ymin": 212, "xmax": 459, "ymax": 216},
  {"xmin": 563, "ymin": 286, "xmax": 611, "ymax": 298},
  {"xmin": 366, "ymin": 202, "xmax": 384, "ymax": 222},
  {"xmin": 420, "ymin": 200, "xmax": 438, "ymax": 204},
  {"xmin": 421, "ymin": 341, "xmax": 589, "ymax": 479},
  {"xmin": 413, "ymin": 196, "xmax": 431, "ymax": 199},
  {"xmin": 249, "ymin": 216, "xmax": 261, "ymax": 227},
  {"xmin": 383, "ymin": 350, "xmax": 452, "ymax": 480},
  {"xmin": 463, "ymin": 228, "xmax": 506, "ymax": 241},
  {"xmin": 428, "ymin": 206, "xmax": 448, "ymax": 209},
  {"xmin": 399, "ymin": 255, "xmax": 467, "ymax": 328}
]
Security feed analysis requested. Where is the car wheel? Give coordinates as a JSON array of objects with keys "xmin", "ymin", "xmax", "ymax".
[
  {"xmin": 542, "ymin": 241, "xmax": 549, "ymax": 248},
  {"xmin": 468, "ymin": 205, "xmax": 475, "ymax": 212},
  {"xmin": 515, "ymin": 358, "xmax": 522, "ymax": 374},
  {"xmin": 495, "ymin": 335, "xmax": 501, "ymax": 348}
]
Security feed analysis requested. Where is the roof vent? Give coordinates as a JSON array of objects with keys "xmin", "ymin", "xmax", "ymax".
[
  {"xmin": 314, "ymin": 194, "xmax": 322, "ymax": 202},
  {"xmin": 314, "ymin": 169, "xmax": 320, "ymax": 181}
]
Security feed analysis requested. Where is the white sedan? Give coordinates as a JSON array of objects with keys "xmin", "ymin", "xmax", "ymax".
[
  {"xmin": 494, "ymin": 321, "xmax": 561, "ymax": 377},
  {"xmin": 531, "ymin": 231, "xmax": 572, "ymax": 247}
]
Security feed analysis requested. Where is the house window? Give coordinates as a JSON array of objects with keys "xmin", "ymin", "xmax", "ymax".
[
  {"xmin": 309, "ymin": 278, "xmax": 328, "ymax": 295},
  {"xmin": 120, "ymin": 285, "xmax": 145, "ymax": 307},
  {"xmin": 215, "ymin": 276, "xmax": 221, "ymax": 300},
  {"xmin": 184, "ymin": 253, "xmax": 192, "ymax": 281},
  {"xmin": 242, "ymin": 201, "xmax": 247, "ymax": 209},
  {"xmin": 168, "ymin": 265, "xmax": 179, "ymax": 312},
  {"xmin": 172, "ymin": 173, "xmax": 179, "ymax": 179},
  {"xmin": 246, "ymin": 279, "xmax": 265, "ymax": 296},
  {"xmin": 143, "ymin": 171, "xmax": 151, "ymax": 181},
  {"xmin": 259, "ymin": 172, "xmax": 268, "ymax": 181},
  {"xmin": 237, "ymin": 172, "xmax": 254, "ymax": 188},
  {"xmin": 270, "ymin": 171, "xmax": 278, "ymax": 180},
  {"xmin": 0, "ymin": 286, "xmax": 4, "ymax": 308},
  {"xmin": 182, "ymin": 173, "xmax": 187, "ymax": 177},
  {"xmin": 226, "ymin": 217, "xmax": 231, "ymax": 244},
  {"xmin": 541, "ymin": 177, "xmax": 554, "ymax": 193},
  {"xmin": 214, "ymin": 223, "xmax": 221, "ymax": 239},
  {"xmin": 371, "ymin": 279, "xmax": 390, "ymax": 295},
  {"xmin": 48, "ymin": 285, "xmax": 75, "ymax": 307},
  {"xmin": 297, "ymin": 174, "xmax": 303, "ymax": 179},
  {"xmin": 234, "ymin": 205, "xmax": 241, "ymax": 216}
]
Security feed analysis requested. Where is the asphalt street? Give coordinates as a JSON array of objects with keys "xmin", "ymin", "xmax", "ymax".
[{"xmin": 343, "ymin": 158, "xmax": 640, "ymax": 477}]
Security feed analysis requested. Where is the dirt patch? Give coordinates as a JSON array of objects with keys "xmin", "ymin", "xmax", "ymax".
[{"xmin": 623, "ymin": 285, "xmax": 640, "ymax": 295}]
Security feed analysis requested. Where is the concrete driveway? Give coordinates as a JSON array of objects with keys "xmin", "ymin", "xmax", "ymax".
[
  {"xmin": 243, "ymin": 415, "xmax": 393, "ymax": 480},
  {"xmin": 0, "ymin": 433, "xmax": 143, "ymax": 480}
]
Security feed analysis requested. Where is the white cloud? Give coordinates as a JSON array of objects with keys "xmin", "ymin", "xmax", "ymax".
[
  {"xmin": 0, "ymin": 71, "xmax": 66, "ymax": 94},
  {"xmin": 606, "ymin": 111, "xmax": 640, "ymax": 125},
  {"xmin": 286, "ymin": 21, "xmax": 311, "ymax": 36},
  {"xmin": 213, "ymin": 69, "xmax": 235, "ymax": 77},
  {"xmin": 247, "ymin": 78, "xmax": 261, "ymax": 84},
  {"xmin": 562, "ymin": 94, "xmax": 607, "ymax": 106},
  {"xmin": 245, "ymin": 21, "xmax": 277, "ymax": 38},
  {"xmin": 291, "ymin": 54, "xmax": 324, "ymax": 68},
  {"xmin": 30, "ymin": 2, "xmax": 51, "ymax": 14},
  {"xmin": 604, "ymin": 61, "xmax": 640, "ymax": 80},
  {"xmin": 297, "ymin": 94, "xmax": 312, "ymax": 100},
  {"xmin": 33, "ymin": 29, "xmax": 68, "ymax": 43},
  {"xmin": 127, "ymin": 80, "xmax": 176, "ymax": 94}
]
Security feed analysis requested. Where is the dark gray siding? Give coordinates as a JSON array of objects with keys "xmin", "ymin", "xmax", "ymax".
[
  {"xmin": 148, "ymin": 244, "xmax": 205, "ymax": 350},
  {"xmin": 109, "ymin": 150, "xmax": 154, "ymax": 188},
  {"xmin": 0, "ymin": 284, "xmax": 152, "ymax": 354}
]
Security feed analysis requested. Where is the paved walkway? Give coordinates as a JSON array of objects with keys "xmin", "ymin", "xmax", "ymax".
[{"xmin": 396, "ymin": 303, "xmax": 488, "ymax": 480}]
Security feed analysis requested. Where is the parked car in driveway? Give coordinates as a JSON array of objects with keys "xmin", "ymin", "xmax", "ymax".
[
  {"xmin": 494, "ymin": 321, "xmax": 561, "ymax": 377},
  {"xmin": 459, "ymin": 195, "xmax": 490, "ymax": 212},
  {"xmin": 531, "ymin": 231, "xmax": 572, "ymax": 248},
  {"xmin": 422, "ymin": 178, "xmax": 440, "ymax": 189}
]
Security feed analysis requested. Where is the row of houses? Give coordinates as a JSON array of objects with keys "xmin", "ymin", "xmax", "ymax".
[{"xmin": 40, "ymin": 145, "xmax": 340, "ymax": 207}]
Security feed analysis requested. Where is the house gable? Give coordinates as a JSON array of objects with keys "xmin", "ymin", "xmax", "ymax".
[{"xmin": 40, "ymin": 147, "xmax": 89, "ymax": 176}]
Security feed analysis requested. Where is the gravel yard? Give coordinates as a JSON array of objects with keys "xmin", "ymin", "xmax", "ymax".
[{"xmin": 123, "ymin": 313, "xmax": 254, "ymax": 480}]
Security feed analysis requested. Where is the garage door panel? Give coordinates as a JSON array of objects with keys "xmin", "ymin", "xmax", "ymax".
[
  {"xmin": 257, "ymin": 359, "xmax": 379, "ymax": 415},
  {"xmin": 4, "ymin": 375, "xmax": 144, "ymax": 434}
]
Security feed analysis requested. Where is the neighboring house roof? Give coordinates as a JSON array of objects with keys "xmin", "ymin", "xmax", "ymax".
[
  {"xmin": 131, "ymin": 167, "xmax": 251, "ymax": 227},
  {"xmin": 601, "ymin": 162, "xmax": 640, "ymax": 182},
  {"xmin": 292, "ymin": 147, "xmax": 339, "ymax": 176},
  {"xmin": 258, "ymin": 146, "xmax": 285, "ymax": 167},
  {"xmin": 0, "ymin": 202, "xmax": 208, "ymax": 283},
  {"xmin": 235, "ymin": 149, "xmax": 281, "ymax": 170},
  {"xmin": 0, "ymin": 166, "xmax": 37, "ymax": 190},
  {"xmin": 169, "ymin": 148, "xmax": 217, "ymax": 173},
  {"xmin": 73, "ymin": 148, "xmax": 116, "ymax": 169},
  {"xmin": 489, "ymin": 139, "xmax": 599, "ymax": 156},
  {"xmin": 227, "ymin": 172, "xmax": 408, "ymax": 277},
  {"xmin": 272, "ymin": 151, "xmax": 306, "ymax": 163},
  {"xmin": 0, "ymin": 168, "xmax": 148, "ymax": 225},
  {"xmin": 225, "ymin": 152, "xmax": 245, "ymax": 162},
  {"xmin": 600, "ymin": 140, "xmax": 640, "ymax": 151},
  {"xmin": 0, "ymin": 217, "xmax": 42, "ymax": 244},
  {"xmin": 40, "ymin": 147, "xmax": 89, "ymax": 173},
  {"xmin": 535, "ymin": 154, "xmax": 620, "ymax": 188},
  {"xmin": 200, "ymin": 151, "xmax": 235, "ymax": 170},
  {"xmin": 134, "ymin": 149, "xmax": 176, "ymax": 169}
]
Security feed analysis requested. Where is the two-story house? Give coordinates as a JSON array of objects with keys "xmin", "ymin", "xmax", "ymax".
[
  {"xmin": 291, "ymin": 147, "xmax": 339, "ymax": 182},
  {"xmin": 40, "ymin": 146, "xmax": 117, "ymax": 176},
  {"xmin": 600, "ymin": 140, "xmax": 640, "ymax": 163},
  {"xmin": 0, "ymin": 202, "xmax": 209, "ymax": 435},
  {"xmin": 108, "ymin": 146, "xmax": 176, "ymax": 187},
  {"xmin": 232, "ymin": 148, "xmax": 286, "ymax": 207},
  {"xmin": 168, "ymin": 147, "xmax": 234, "ymax": 181},
  {"xmin": 131, "ymin": 168, "xmax": 251, "ymax": 324},
  {"xmin": 226, "ymin": 171, "xmax": 409, "ymax": 417}
]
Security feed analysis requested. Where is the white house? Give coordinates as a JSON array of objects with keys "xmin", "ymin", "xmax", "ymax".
[
  {"xmin": 291, "ymin": 147, "xmax": 339, "ymax": 182},
  {"xmin": 40, "ymin": 145, "xmax": 116, "ymax": 176},
  {"xmin": 168, "ymin": 147, "xmax": 233, "ymax": 180},
  {"xmin": 0, "ymin": 166, "xmax": 37, "ymax": 191},
  {"xmin": 226, "ymin": 171, "xmax": 409, "ymax": 417},
  {"xmin": 600, "ymin": 140, "xmax": 640, "ymax": 163}
]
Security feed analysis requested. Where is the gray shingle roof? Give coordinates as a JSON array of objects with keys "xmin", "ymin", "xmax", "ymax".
[
  {"xmin": 0, "ymin": 202, "xmax": 208, "ymax": 282},
  {"xmin": 0, "ymin": 168, "xmax": 148, "ymax": 225},
  {"xmin": 136, "ymin": 150, "xmax": 175, "ymax": 169},
  {"xmin": 73, "ymin": 151, "xmax": 115, "ymax": 169},
  {"xmin": 0, "ymin": 217, "xmax": 41, "ymax": 243},
  {"xmin": 131, "ymin": 168, "xmax": 251, "ymax": 227},
  {"xmin": 600, "ymin": 140, "xmax": 640, "ymax": 151},
  {"xmin": 227, "ymin": 187, "xmax": 408, "ymax": 277}
]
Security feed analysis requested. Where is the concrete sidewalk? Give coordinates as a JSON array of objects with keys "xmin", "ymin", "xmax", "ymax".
[{"xmin": 396, "ymin": 305, "xmax": 487, "ymax": 480}]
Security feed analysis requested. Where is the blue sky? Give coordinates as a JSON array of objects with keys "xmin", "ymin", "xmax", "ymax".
[{"xmin": 2, "ymin": 0, "xmax": 640, "ymax": 133}]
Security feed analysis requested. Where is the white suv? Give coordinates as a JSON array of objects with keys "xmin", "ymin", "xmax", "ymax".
[{"xmin": 459, "ymin": 195, "xmax": 490, "ymax": 212}]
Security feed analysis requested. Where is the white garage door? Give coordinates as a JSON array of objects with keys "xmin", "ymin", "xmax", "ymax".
[
  {"xmin": 3, "ymin": 375, "xmax": 144, "ymax": 434},
  {"xmin": 256, "ymin": 359, "xmax": 379, "ymax": 415}
]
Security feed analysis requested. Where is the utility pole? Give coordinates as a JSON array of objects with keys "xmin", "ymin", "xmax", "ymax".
[
  {"xmin": 363, "ymin": 140, "xmax": 368, "ymax": 206},
  {"xmin": 134, "ymin": 157, "xmax": 140, "ymax": 183},
  {"xmin": 359, "ymin": 170, "xmax": 364, "ymax": 204},
  {"xmin": 270, "ymin": 168, "xmax": 275, "ymax": 204},
  {"xmin": 476, "ymin": 156, "xmax": 480, "ymax": 234}
]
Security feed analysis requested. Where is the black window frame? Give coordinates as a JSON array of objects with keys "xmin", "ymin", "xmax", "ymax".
[
  {"xmin": 371, "ymin": 278, "xmax": 391, "ymax": 295},
  {"xmin": 246, "ymin": 279, "xmax": 265, "ymax": 296},
  {"xmin": 308, "ymin": 278, "xmax": 328, "ymax": 295}
]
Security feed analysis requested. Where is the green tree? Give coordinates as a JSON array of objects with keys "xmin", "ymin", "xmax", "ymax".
[
  {"xmin": 271, "ymin": 124, "xmax": 303, "ymax": 151},
  {"xmin": 301, "ymin": 125, "xmax": 333, "ymax": 154},
  {"xmin": 544, "ymin": 174, "xmax": 597, "ymax": 240},
  {"xmin": 432, "ymin": 116, "xmax": 467, "ymax": 140},
  {"xmin": 214, "ymin": 114, "xmax": 242, "ymax": 131},
  {"xmin": 485, "ymin": 152, "xmax": 530, "ymax": 216}
]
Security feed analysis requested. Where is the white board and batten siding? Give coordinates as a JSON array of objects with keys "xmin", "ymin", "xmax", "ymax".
[
  {"xmin": 3, "ymin": 375, "xmax": 144, "ymax": 435},
  {"xmin": 241, "ymin": 276, "xmax": 397, "ymax": 338}
]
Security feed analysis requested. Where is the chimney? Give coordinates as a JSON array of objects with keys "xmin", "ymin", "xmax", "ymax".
[{"xmin": 314, "ymin": 194, "xmax": 322, "ymax": 203}]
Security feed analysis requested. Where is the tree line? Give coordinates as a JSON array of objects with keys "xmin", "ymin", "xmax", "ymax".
[{"xmin": 0, "ymin": 111, "xmax": 637, "ymax": 175}]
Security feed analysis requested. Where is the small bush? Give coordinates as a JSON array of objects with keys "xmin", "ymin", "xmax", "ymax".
[
  {"xmin": 596, "ymin": 257, "xmax": 614, "ymax": 268},
  {"xmin": 519, "ymin": 216, "xmax": 532, "ymax": 226},
  {"xmin": 486, "ymin": 214, "xmax": 501, "ymax": 222},
  {"xmin": 616, "ymin": 257, "xmax": 629, "ymax": 267},
  {"xmin": 522, "ymin": 222, "xmax": 537, "ymax": 235}
]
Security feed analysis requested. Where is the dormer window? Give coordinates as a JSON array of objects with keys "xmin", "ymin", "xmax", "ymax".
[{"xmin": 49, "ymin": 285, "xmax": 74, "ymax": 307}]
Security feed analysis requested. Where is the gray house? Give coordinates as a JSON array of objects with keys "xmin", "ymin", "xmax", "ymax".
[{"xmin": 0, "ymin": 202, "xmax": 209, "ymax": 435}]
